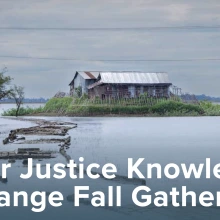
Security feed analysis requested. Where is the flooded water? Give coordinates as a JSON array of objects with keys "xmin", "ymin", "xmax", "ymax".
[{"xmin": 1, "ymin": 116, "xmax": 220, "ymax": 219}]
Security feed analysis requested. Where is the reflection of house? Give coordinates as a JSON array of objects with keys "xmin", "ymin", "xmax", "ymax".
[
  {"xmin": 69, "ymin": 71, "xmax": 100, "ymax": 96},
  {"xmin": 87, "ymin": 72, "xmax": 172, "ymax": 99}
]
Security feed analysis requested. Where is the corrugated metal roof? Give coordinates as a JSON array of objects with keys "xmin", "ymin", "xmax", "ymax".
[
  {"xmin": 100, "ymin": 72, "xmax": 170, "ymax": 84},
  {"xmin": 88, "ymin": 72, "xmax": 171, "ymax": 89},
  {"xmin": 77, "ymin": 71, "xmax": 100, "ymax": 79},
  {"xmin": 69, "ymin": 71, "xmax": 100, "ymax": 85},
  {"xmin": 87, "ymin": 80, "xmax": 103, "ymax": 89}
]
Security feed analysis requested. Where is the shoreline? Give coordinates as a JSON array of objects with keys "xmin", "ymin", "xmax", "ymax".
[
  {"xmin": 0, "ymin": 102, "xmax": 46, "ymax": 104},
  {"xmin": 1, "ymin": 113, "xmax": 218, "ymax": 118}
]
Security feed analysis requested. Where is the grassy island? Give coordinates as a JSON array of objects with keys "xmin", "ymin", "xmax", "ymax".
[{"xmin": 2, "ymin": 95, "xmax": 220, "ymax": 117}]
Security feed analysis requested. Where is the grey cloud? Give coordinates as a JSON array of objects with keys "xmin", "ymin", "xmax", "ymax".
[{"xmin": 0, "ymin": 0, "xmax": 220, "ymax": 97}]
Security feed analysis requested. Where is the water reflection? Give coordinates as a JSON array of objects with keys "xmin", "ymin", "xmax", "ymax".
[{"xmin": 1, "ymin": 116, "xmax": 220, "ymax": 219}]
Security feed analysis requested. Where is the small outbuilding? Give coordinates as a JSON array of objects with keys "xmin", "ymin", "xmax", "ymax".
[
  {"xmin": 87, "ymin": 72, "xmax": 172, "ymax": 99},
  {"xmin": 69, "ymin": 71, "xmax": 100, "ymax": 96}
]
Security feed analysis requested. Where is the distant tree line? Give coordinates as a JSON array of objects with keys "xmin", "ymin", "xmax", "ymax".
[
  {"xmin": 195, "ymin": 94, "xmax": 220, "ymax": 102},
  {"xmin": 0, "ymin": 98, "xmax": 49, "ymax": 103}
]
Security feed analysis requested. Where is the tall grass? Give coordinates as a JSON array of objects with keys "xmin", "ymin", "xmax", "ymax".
[
  {"xmin": 2, "ymin": 106, "xmax": 44, "ymax": 116},
  {"xmin": 200, "ymin": 101, "xmax": 220, "ymax": 116},
  {"xmin": 3, "ymin": 97, "xmax": 218, "ymax": 117},
  {"xmin": 151, "ymin": 101, "xmax": 204, "ymax": 115},
  {"xmin": 43, "ymin": 97, "xmax": 73, "ymax": 113},
  {"xmin": 66, "ymin": 105, "xmax": 151, "ymax": 115},
  {"xmin": 72, "ymin": 94, "xmax": 180, "ymax": 106}
]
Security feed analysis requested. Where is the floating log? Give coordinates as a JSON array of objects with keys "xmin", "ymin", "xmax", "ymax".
[
  {"xmin": 0, "ymin": 151, "xmax": 55, "ymax": 159},
  {"xmin": 15, "ymin": 125, "xmax": 73, "ymax": 136},
  {"xmin": 17, "ymin": 136, "xmax": 71, "ymax": 145},
  {"xmin": 17, "ymin": 148, "xmax": 40, "ymax": 153}
]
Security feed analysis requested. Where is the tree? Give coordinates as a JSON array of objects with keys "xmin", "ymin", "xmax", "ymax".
[
  {"xmin": 75, "ymin": 86, "xmax": 82, "ymax": 98},
  {"xmin": 0, "ymin": 68, "xmax": 13, "ymax": 100},
  {"xmin": 11, "ymin": 85, "xmax": 25, "ymax": 117}
]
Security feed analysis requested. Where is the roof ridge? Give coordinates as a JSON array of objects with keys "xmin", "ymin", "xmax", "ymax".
[{"xmin": 78, "ymin": 71, "xmax": 167, "ymax": 73}]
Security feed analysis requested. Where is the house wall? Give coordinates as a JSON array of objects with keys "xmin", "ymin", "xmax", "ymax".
[
  {"xmin": 84, "ymin": 79, "xmax": 96, "ymax": 94},
  {"xmin": 70, "ymin": 84, "xmax": 74, "ymax": 96},
  {"xmin": 70, "ymin": 74, "xmax": 96, "ymax": 96},
  {"xmin": 74, "ymin": 74, "xmax": 85, "ymax": 94},
  {"xmin": 88, "ymin": 84, "xmax": 171, "ymax": 99}
]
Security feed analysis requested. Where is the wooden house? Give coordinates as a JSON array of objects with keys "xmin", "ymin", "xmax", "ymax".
[{"xmin": 87, "ymin": 72, "xmax": 172, "ymax": 99}]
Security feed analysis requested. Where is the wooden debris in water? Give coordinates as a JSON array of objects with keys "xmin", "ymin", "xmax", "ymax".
[
  {"xmin": 16, "ymin": 136, "xmax": 71, "ymax": 145},
  {"xmin": 0, "ymin": 151, "xmax": 55, "ymax": 159},
  {"xmin": 2, "ymin": 120, "xmax": 76, "ymax": 145}
]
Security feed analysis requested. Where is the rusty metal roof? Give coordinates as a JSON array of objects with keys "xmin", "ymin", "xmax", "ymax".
[
  {"xmin": 88, "ymin": 72, "xmax": 171, "ymax": 89},
  {"xmin": 87, "ymin": 80, "xmax": 103, "ymax": 89},
  {"xmin": 77, "ymin": 71, "xmax": 100, "ymax": 79},
  {"xmin": 69, "ymin": 71, "xmax": 100, "ymax": 85}
]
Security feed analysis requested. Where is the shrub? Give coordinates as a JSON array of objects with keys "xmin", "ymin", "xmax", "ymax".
[
  {"xmin": 200, "ymin": 101, "xmax": 220, "ymax": 116},
  {"xmin": 151, "ymin": 101, "xmax": 204, "ymax": 115},
  {"xmin": 44, "ymin": 97, "xmax": 73, "ymax": 112},
  {"xmin": 2, "ymin": 106, "xmax": 44, "ymax": 116}
]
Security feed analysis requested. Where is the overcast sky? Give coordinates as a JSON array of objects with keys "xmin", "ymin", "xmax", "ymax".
[{"xmin": 0, "ymin": 0, "xmax": 220, "ymax": 97}]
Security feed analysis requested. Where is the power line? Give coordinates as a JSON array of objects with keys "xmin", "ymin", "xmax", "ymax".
[
  {"xmin": 0, "ymin": 55, "xmax": 220, "ymax": 62},
  {"xmin": 0, "ymin": 25, "xmax": 220, "ymax": 31}
]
